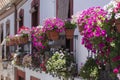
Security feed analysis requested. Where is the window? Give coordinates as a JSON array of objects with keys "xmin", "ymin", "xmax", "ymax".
[
  {"xmin": 31, "ymin": 0, "xmax": 40, "ymax": 27},
  {"xmin": 19, "ymin": 9, "xmax": 25, "ymax": 52},
  {"xmin": 6, "ymin": 20, "xmax": 10, "ymax": 59},
  {"xmin": 6, "ymin": 20, "xmax": 10, "ymax": 36},
  {"xmin": 0, "ymin": 23, "xmax": 3, "ymax": 43},
  {"xmin": 56, "ymin": 0, "xmax": 73, "ymax": 51},
  {"xmin": 19, "ymin": 9, "xmax": 24, "ymax": 28}
]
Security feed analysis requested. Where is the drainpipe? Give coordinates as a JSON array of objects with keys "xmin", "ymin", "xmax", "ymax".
[{"xmin": 13, "ymin": 4, "xmax": 18, "ymax": 80}]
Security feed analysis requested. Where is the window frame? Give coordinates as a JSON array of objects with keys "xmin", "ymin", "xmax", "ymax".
[{"xmin": 31, "ymin": 0, "xmax": 40, "ymax": 27}]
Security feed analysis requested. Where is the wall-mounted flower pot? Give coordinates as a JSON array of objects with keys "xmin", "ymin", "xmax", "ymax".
[
  {"xmin": 21, "ymin": 36, "xmax": 28, "ymax": 44},
  {"xmin": 65, "ymin": 29, "xmax": 74, "ymax": 39},
  {"xmin": 49, "ymin": 31, "xmax": 59, "ymax": 40},
  {"xmin": 6, "ymin": 41, "xmax": 10, "ymax": 46}
]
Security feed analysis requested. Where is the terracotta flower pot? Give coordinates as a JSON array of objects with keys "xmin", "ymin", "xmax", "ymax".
[
  {"xmin": 49, "ymin": 31, "xmax": 59, "ymax": 40},
  {"xmin": 65, "ymin": 29, "xmax": 74, "ymax": 39},
  {"xmin": 23, "ymin": 36, "xmax": 28, "ymax": 44},
  {"xmin": 10, "ymin": 38, "xmax": 16, "ymax": 46},
  {"xmin": 6, "ymin": 41, "xmax": 9, "ymax": 46}
]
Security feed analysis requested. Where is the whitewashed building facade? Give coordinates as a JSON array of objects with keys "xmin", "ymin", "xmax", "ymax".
[{"xmin": 0, "ymin": 0, "xmax": 110, "ymax": 80}]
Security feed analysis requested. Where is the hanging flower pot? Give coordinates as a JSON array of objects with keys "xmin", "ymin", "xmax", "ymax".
[
  {"xmin": 43, "ymin": 17, "xmax": 65, "ymax": 40},
  {"xmin": 22, "ymin": 36, "xmax": 28, "ymax": 44},
  {"xmin": 115, "ymin": 20, "xmax": 120, "ymax": 33},
  {"xmin": 11, "ymin": 38, "xmax": 15, "ymax": 46},
  {"xmin": 14, "ymin": 37, "xmax": 19, "ymax": 45},
  {"xmin": 64, "ymin": 19, "xmax": 76, "ymax": 39},
  {"xmin": 17, "ymin": 36, "xmax": 21, "ymax": 44},
  {"xmin": 6, "ymin": 41, "xmax": 9, "ymax": 46},
  {"xmin": 65, "ymin": 29, "xmax": 74, "ymax": 39},
  {"xmin": 49, "ymin": 30, "xmax": 59, "ymax": 40}
]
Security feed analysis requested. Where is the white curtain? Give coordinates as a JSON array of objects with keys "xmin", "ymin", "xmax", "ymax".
[{"xmin": 58, "ymin": 0, "xmax": 69, "ymax": 20}]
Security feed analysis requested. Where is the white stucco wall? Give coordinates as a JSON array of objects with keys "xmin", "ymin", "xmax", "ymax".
[
  {"xmin": 0, "ymin": 13, "xmax": 15, "ymax": 79},
  {"xmin": 17, "ymin": 0, "xmax": 56, "ymax": 26},
  {"xmin": 0, "ymin": 13, "xmax": 15, "ymax": 37},
  {"xmin": 17, "ymin": 0, "xmax": 32, "ymax": 28},
  {"xmin": 73, "ymin": 0, "xmax": 110, "ymax": 70},
  {"xmin": 40, "ymin": 0, "xmax": 56, "ymax": 25},
  {"xmin": 0, "ymin": 13, "xmax": 15, "ymax": 65}
]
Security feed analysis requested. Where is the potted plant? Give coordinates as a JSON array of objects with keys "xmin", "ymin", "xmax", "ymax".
[
  {"xmin": 22, "ymin": 54, "xmax": 32, "ymax": 67},
  {"xmin": 46, "ymin": 49, "xmax": 76, "ymax": 79},
  {"xmin": 104, "ymin": 1, "xmax": 120, "ymax": 32},
  {"xmin": 64, "ymin": 19, "xmax": 76, "ymax": 39},
  {"xmin": 31, "ymin": 26, "xmax": 48, "ymax": 51},
  {"xmin": 17, "ymin": 26, "xmax": 30, "ymax": 44},
  {"xmin": 43, "ymin": 17, "xmax": 65, "ymax": 40},
  {"xmin": 6, "ymin": 36, "xmax": 10, "ymax": 46},
  {"xmin": 46, "ymin": 52, "xmax": 66, "ymax": 78},
  {"xmin": 79, "ymin": 57, "xmax": 99, "ymax": 80},
  {"xmin": 72, "ymin": 7, "xmax": 107, "ymax": 35},
  {"xmin": 71, "ymin": 11, "xmax": 85, "ymax": 33}
]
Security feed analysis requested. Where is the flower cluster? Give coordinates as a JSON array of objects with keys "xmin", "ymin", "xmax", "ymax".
[
  {"xmin": 64, "ymin": 19, "xmax": 76, "ymax": 29},
  {"xmin": 17, "ymin": 26, "xmax": 30, "ymax": 37},
  {"xmin": 71, "ymin": 11, "xmax": 82, "ymax": 24},
  {"xmin": 31, "ymin": 26, "xmax": 48, "ymax": 50},
  {"xmin": 77, "ymin": 7, "xmax": 108, "ymax": 53},
  {"xmin": 103, "ymin": 0, "xmax": 120, "ymax": 20},
  {"xmin": 43, "ymin": 17, "xmax": 65, "ymax": 32}
]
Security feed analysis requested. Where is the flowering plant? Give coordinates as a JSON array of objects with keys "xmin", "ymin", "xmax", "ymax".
[
  {"xmin": 76, "ymin": 5, "xmax": 120, "ymax": 79},
  {"xmin": 6, "ymin": 35, "xmax": 11, "ymax": 46},
  {"xmin": 22, "ymin": 54, "xmax": 32, "ymax": 67},
  {"xmin": 46, "ymin": 48, "xmax": 76, "ymax": 79},
  {"xmin": 103, "ymin": 0, "xmax": 117, "ymax": 20},
  {"xmin": 104, "ymin": 0, "xmax": 120, "ymax": 22},
  {"xmin": 75, "ymin": 7, "xmax": 118, "ymax": 78},
  {"xmin": 31, "ymin": 26, "xmax": 48, "ymax": 50},
  {"xmin": 77, "ymin": 7, "xmax": 108, "ymax": 53},
  {"xmin": 74, "ymin": 7, "xmax": 107, "ymax": 34},
  {"xmin": 64, "ymin": 19, "xmax": 76, "ymax": 29},
  {"xmin": 17, "ymin": 26, "xmax": 30, "ymax": 37},
  {"xmin": 80, "ymin": 57, "xmax": 99, "ymax": 79},
  {"xmin": 43, "ymin": 17, "xmax": 65, "ymax": 32}
]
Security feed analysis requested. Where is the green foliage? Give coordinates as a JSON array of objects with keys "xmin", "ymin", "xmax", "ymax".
[
  {"xmin": 46, "ymin": 50, "xmax": 76, "ymax": 79},
  {"xmin": 79, "ymin": 57, "xmax": 99, "ymax": 80},
  {"xmin": 22, "ymin": 33, "xmax": 29, "ymax": 38},
  {"xmin": 64, "ymin": 20, "xmax": 76, "ymax": 29},
  {"xmin": 6, "ymin": 36, "xmax": 10, "ymax": 41},
  {"xmin": 46, "ymin": 52, "xmax": 66, "ymax": 75}
]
